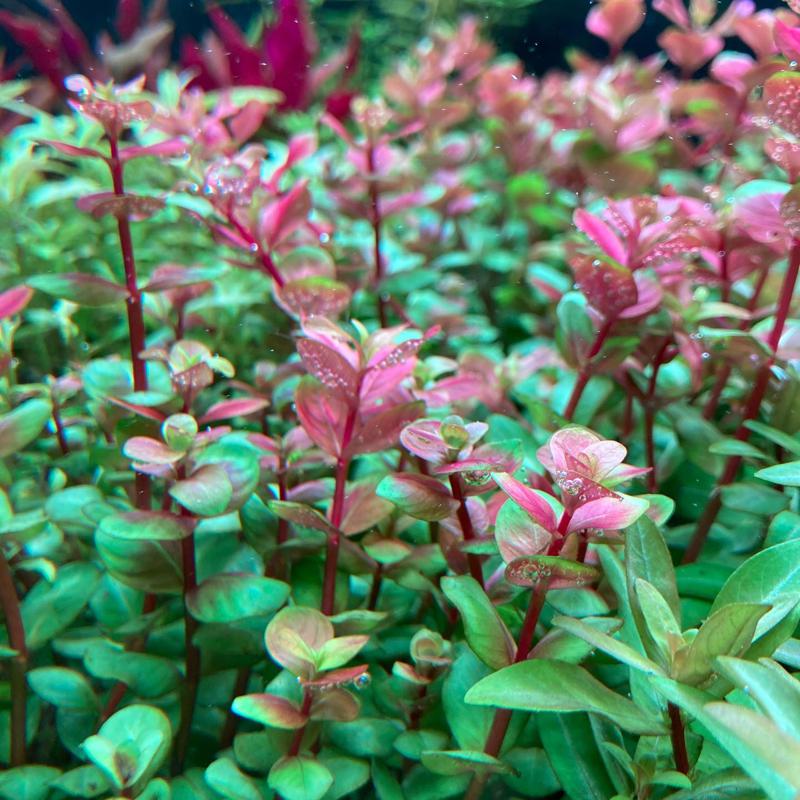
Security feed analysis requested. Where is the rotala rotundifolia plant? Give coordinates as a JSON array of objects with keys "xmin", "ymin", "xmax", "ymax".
[{"xmin": 1, "ymin": 0, "xmax": 800, "ymax": 799}]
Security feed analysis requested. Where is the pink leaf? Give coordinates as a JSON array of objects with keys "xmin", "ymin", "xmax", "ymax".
[
  {"xmin": 340, "ymin": 481, "xmax": 393, "ymax": 535},
  {"xmin": 349, "ymin": 401, "xmax": 425, "ymax": 457},
  {"xmin": 493, "ymin": 473, "xmax": 557, "ymax": 530},
  {"xmin": 574, "ymin": 209, "xmax": 626, "ymax": 264},
  {"xmin": 570, "ymin": 252, "xmax": 638, "ymax": 319},
  {"xmin": 123, "ymin": 436, "xmax": 184, "ymax": 464},
  {"xmin": 120, "ymin": 139, "xmax": 188, "ymax": 162},
  {"xmin": 199, "ymin": 397, "xmax": 269, "ymax": 425},
  {"xmin": 295, "ymin": 377, "xmax": 348, "ymax": 457},
  {"xmin": 41, "ymin": 140, "xmax": 105, "ymax": 160},
  {"xmin": 0, "ymin": 286, "xmax": 33, "ymax": 320},
  {"xmin": 567, "ymin": 495, "xmax": 650, "ymax": 532},
  {"xmin": 297, "ymin": 338, "xmax": 359, "ymax": 396}
]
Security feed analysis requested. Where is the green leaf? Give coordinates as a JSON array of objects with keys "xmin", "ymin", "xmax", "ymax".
[
  {"xmin": 376, "ymin": 473, "xmax": 459, "ymax": 521},
  {"xmin": 371, "ymin": 759, "xmax": 404, "ymax": 800},
  {"xmin": 505, "ymin": 555, "xmax": 599, "ymax": 588},
  {"xmin": 744, "ymin": 421, "xmax": 800, "ymax": 457},
  {"xmin": 326, "ymin": 718, "xmax": 402, "ymax": 758},
  {"xmin": 21, "ymin": 562, "xmax": 101, "ymax": 649},
  {"xmin": 708, "ymin": 439, "xmax": 769, "ymax": 459},
  {"xmin": 95, "ymin": 529, "xmax": 183, "ymax": 594},
  {"xmin": 170, "ymin": 464, "xmax": 233, "ymax": 516},
  {"xmin": 0, "ymin": 766, "xmax": 62, "ymax": 800},
  {"xmin": 27, "ymin": 667, "xmax": 98, "ymax": 712},
  {"xmin": 538, "ymin": 713, "xmax": 616, "ymax": 800},
  {"xmin": 441, "ymin": 576, "xmax": 514, "ymax": 670},
  {"xmin": 187, "ymin": 574, "xmax": 290, "ymax": 623},
  {"xmin": 84, "ymin": 642, "xmax": 181, "ymax": 699},
  {"xmin": 232, "ymin": 694, "xmax": 307, "ymax": 730},
  {"xmin": 420, "ymin": 749, "xmax": 510, "ymax": 776},
  {"xmin": 755, "ymin": 461, "xmax": 800, "ymax": 487},
  {"xmin": 28, "ymin": 273, "xmax": 128, "ymax": 306},
  {"xmin": 500, "ymin": 747, "xmax": 560, "ymax": 798},
  {"xmin": 552, "ymin": 615, "xmax": 664, "ymax": 676},
  {"xmin": 205, "ymin": 757, "xmax": 263, "ymax": 800},
  {"xmin": 81, "ymin": 705, "xmax": 171, "ymax": 792},
  {"xmin": 319, "ymin": 755, "xmax": 370, "ymax": 800},
  {"xmin": 715, "ymin": 656, "xmax": 800, "ymax": 740},
  {"xmin": 97, "ymin": 511, "xmax": 194, "ymax": 541},
  {"xmin": 49, "ymin": 765, "xmax": 109, "ymax": 798},
  {"xmin": 394, "ymin": 730, "xmax": 449, "ymax": 761},
  {"xmin": 675, "ymin": 604, "xmax": 769, "ymax": 686},
  {"xmin": 626, "ymin": 515, "xmax": 681, "ymax": 637},
  {"xmin": 711, "ymin": 539, "xmax": 800, "ymax": 614},
  {"xmin": 703, "ymin": 702, "xmax": 800, "ymax": 800},
  {"xmin": 0, "ymin": 398, "xmax": 52, "ymax": 457},
  {"xmin": 268, "ymin": 756, "xmax": 333, "ymax": 800},
  {"xmin": 465, "ymin": 660, "xmax": 665, "ymax": 734},
  {"xmin": 634, "ymin": 578, "xmax": 684, "ymax": 668}
]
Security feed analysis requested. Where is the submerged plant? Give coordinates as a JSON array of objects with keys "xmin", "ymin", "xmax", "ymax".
[{"xmin": 1, "ymin": 2, "xmax": 800, "ymax": 800}]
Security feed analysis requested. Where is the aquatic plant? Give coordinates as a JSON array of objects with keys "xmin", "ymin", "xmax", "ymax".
[{"xmin": 0, "ymin": 2, "xmax": 800, "ymax": 800}]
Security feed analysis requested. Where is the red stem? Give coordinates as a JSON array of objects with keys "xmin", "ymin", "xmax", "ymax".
[
  {"xmin": 366, "ymin": 142, "xmax": 388, "ymax": 328},
  {"xmin": 644, "ymin": 337, "xmax": 672, "ymax": 493},
  {"xmin": 224, "ymin": 205, "xmax": 285, "ymax": 288},
  {"xmin": 448, "ymin": 474, "xmax": 484, "ymax": 588},
  {"xmin": 108, "ymin": 137, "xmax": 147, "ymax": 394},
  {"xmin": 0, "ymin": 550, "xmax": 27, "ymax": 766},
  {"xmin": 367, "ymin": 563, "xmax": 383, "ymax": 611},
  {"xmin": 703, "ymin": 262, "xmax": 771, "ymax": 420},
  {"xmin": 564, "ymin": 318, "xmax": 614, "ymax": 421},
  {"xmin": 52, "ymin": 398, "xmax": 69, "ymax": 456},
  {"xmin": 684, "ymin": 241, "xmax": 800, "ymax": 563},
  {"xmin": 464, "ymin": 582, "xmax": 549, "ymax": 800},
  {"xmin": 287, "ymin": 689, "xmax": 313, "ymax": 756},
  {"xmin": 669, "ymin": 702, "xmax": 690, "ymax": 774},
  {"xmin": 219, "ymin": 667, "xmax": 251, "ymax": 750},
  {"xmin": 321, "ymin": 406, "xmax": 358, "ymax": 616}
]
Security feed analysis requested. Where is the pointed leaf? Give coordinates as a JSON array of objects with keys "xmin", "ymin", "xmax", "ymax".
[{"xmin": 465, "ymin": 660, "xmax": 665, "ymax": 735}]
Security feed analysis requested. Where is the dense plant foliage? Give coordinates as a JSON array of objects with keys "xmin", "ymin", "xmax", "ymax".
[{"xmin": 2, "ymin": 1, "xmax": 800, "ymax": 799}]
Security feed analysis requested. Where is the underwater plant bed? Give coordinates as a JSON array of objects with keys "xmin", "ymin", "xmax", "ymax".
[{"xmin": 1, "ymin": 0, "xmax": 800, "ymax": 798}]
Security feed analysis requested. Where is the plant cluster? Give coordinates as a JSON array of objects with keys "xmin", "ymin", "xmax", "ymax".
[{"xmin": 1, "ymin": 1, "xmax": 800, "ymax": 799}]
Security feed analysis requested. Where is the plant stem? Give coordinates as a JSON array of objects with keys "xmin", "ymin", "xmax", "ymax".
[
  {"xmin": 644, "ymin": 337, "xmax": 672, "ymax": 493},
  {"xmin": 287, "ymin": 688, "xmax": 314, "ymax": 757},
  {"xmin": 0, "ymin": 549, "xmax": 27, "ymax": 766},
  {"xmin": 464, "ymin": 582, "xmax": 549, "ymax": 800},
  {"xmin": 367, "ymin": 563, "xmax": 383, "ymax": 610},
  {"xmin": 448, "ymin": 474, "xmax": 484, "ymax": 588},
  {"xmin": 703, "ymin": 262, "xmax": 770, "ymax": 420},
  {"xmin": 564, "ymin": 318, "xmax": 614, "ymax": 421},
  {"xmin": 173, "ymin": 521, "xmax": 200, "ymax": 773},
  {"xmin": 219, "ymin": 666, "xmax": 251, "ymax": 750},
  {"xmin": 224, "ymin": 206, "xmax": 285, "ymax": 288},
  {"xmin": 668, "ymin": 702, "xmax": 690, "ymax": 774},
  {"xmin": 321, "ymin": 407, "xmax": 357, "ymax": 616},
  {"xmin": 366, "ymin": 141, "xmax": 388, "ymax": 328},
  {"xmin": 108, "ymin": 137, "xmax": 147, "ymax": 393},
  {"xmin": 684, "ymin": 241, "xmax": 800, "ymax": 563}
]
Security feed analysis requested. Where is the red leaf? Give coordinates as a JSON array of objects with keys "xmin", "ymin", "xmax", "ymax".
[
  {"xmin": 199, "ymin": 397, "xmax": 269, "ymax": 425},
  {"xmin": 40, "ymin": 140, "xmax": 105, "ymax": 160},
  {"xmin": 295, "ymin": 377, "xmax": 348, "ymax": 457},
  {"xmin": 297, "ymin": 338, "xmax": 359, "ymax": 396},
  {"xmin": 570, "ymin": 252, "xmax": 638, "ymax": 319},
  {"xmin": 0, "ymin": 286, "xmax": 33, "ymax": 320},
  {"xmin": 348, "ymin": 401, "xmax": 425, "ymax": 457}
]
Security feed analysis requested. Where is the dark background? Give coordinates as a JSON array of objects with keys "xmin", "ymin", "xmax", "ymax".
[{"xmin": 0, "ymin": 0, "xmax": 787, "ymax": 79}]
